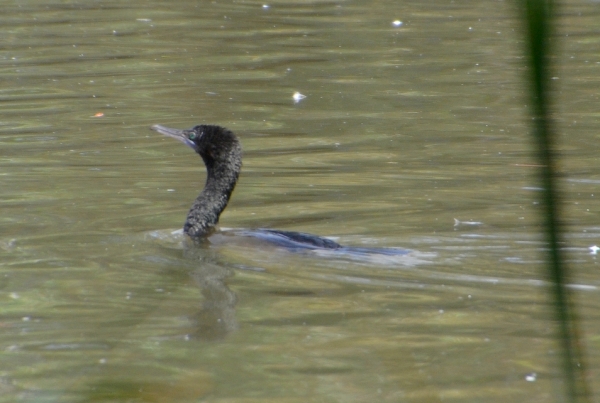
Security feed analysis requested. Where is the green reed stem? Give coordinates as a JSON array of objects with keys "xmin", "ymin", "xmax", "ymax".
[{"xmin": 521, "ymin": 0, "xmax": 591, "ymax": 401}]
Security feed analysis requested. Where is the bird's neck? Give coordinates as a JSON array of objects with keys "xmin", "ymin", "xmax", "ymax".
[{"xmin": 184, "ymin": 161, "xmax": 240, "ymax": 238}]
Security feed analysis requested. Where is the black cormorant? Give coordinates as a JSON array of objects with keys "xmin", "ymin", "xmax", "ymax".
[{"xmin": 151, "ymin": 124, "xmax": 406, "ymax": 255}]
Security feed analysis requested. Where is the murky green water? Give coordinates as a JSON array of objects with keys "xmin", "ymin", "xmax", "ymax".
[{"xmin": 2, "ymin": 0, "xmax": 600, "ymax": 402}]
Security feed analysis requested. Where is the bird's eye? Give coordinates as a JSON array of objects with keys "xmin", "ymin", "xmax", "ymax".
[{"xmin": 188, "ymin": 132, "xmax": 197, "ymax": 140}]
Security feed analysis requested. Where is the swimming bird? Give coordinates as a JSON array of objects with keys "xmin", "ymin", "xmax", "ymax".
[{"xmin": 151, "ymin": 124, "xmax": 407, "ymax": 255}]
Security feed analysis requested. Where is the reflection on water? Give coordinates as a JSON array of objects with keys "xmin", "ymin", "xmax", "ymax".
[
  {"xmin": 186, "ymin": 256, "xmax": 238, "ymax": 341},
  {"xmin": 1, "ymin": 0, "xmax": 600, "ymax": 401}
]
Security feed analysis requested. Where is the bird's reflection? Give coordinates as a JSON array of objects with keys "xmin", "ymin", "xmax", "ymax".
[{"xmin": 182, "ymin": 244, "xmax": 238, "ymax": 341}]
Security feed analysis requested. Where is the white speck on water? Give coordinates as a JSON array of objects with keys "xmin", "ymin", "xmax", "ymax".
[
  {"xmin": 525, "ymin": 373, "xmax": 537, "ymax": 382},
  {"xmin": 392, "ymin": 20, "xmax": 403, "ymax": 27},
  {"xmin": 292, "ymin": 92, "xmax": 306, "ymax": 103},
  {"xmin": 590, "ymin": 245, "xmax": 600, "ymax": 255},
  {"xmin": 453, "ymin": 218, "xmax": 483, "ymax": 227},
  {"xmin": 262, "ymin": 4, "xmax": 269, "ymax": 9}
]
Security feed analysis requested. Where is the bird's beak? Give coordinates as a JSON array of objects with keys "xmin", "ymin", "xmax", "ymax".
[{"xmin": 151, "ymin": 124, "xmax": 198, "ymax": 151}]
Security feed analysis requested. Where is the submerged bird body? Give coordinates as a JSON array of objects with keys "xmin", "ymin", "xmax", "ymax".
[{"xmin": 152, "ymin": 124, "xmax": 407, "ymax": 255}]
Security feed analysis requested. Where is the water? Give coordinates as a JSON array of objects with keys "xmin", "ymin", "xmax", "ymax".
[{"xmin": 2, "ymin": 0, "xmax": 600, "ymax": 401}]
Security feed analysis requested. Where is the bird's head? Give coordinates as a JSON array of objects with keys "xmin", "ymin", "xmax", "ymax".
[{"xmin": 151, "ymin": 124, "xmax": 241, "ymax": 168}]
